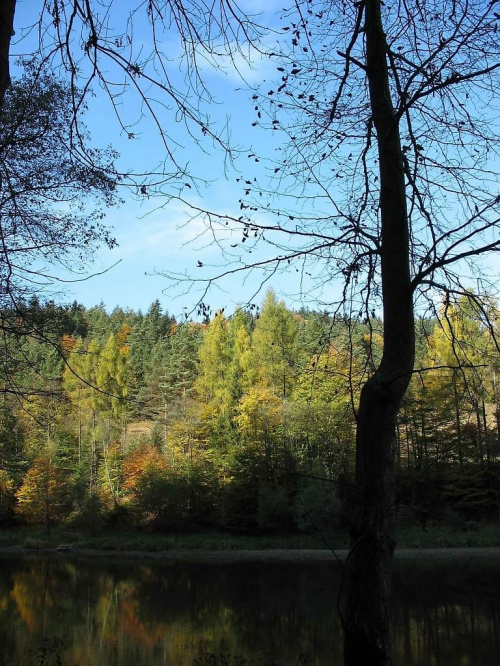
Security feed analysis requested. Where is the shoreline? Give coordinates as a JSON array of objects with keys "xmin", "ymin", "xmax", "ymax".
[{"xmin": 2, "ymin": 546, "xmax": 500, "ymax": 562}]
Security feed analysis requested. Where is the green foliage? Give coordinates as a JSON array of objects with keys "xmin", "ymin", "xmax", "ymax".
[
  {"xmin": 191, "ymin": 641, "xmax": 248, "ymax": 666},
  {"xmin": 0, "ymin": 61, "xmax": 120, "ymax": 317},
  {"xmin": 67, "ymin": 493, "xmax": 106, "ymax": 532},
  {"xmin": 251, "ymin": 289, "xmax": 300, "ymax": 399},
  {"xmin": 0, "ymin": 469, "xmax": 16, "ymax": 523},
  {"xmin": 96, "ymin": 333, "xmax": 128, "ymax": 417},
  {"xmin": 123, "ymin": 445, "xmax": 187, "ymax": 528},
  {"xmin": 257, "ymin": 483, "xmax": 294, "ymax": 531},
  {"xmin": 442, "ymin": 467, "xmax": 500, "ymax": 521},
  {"xmin": 0, "ymin": 403, "xmax": 26, "ymax": 484},
  {"xmin": 136, "ymin": 321, "xmax": 202, "ymax": 421},
  {"xmin": 128, "ymin": 301, "xmax": 175, "ymax": 410},
  {"xmin": 1, "ymin": 291, "xmax": 500, "ymax": 533},
  {"xmin": 26, "ymin": 636, "xmax": 66, "ymax": 666},
  {"xmin": 293, "ymin": 476, "xmax": 343, "ymax": 533}
]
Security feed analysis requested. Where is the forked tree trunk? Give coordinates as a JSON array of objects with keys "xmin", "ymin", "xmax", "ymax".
[{"xmin": 343, "ymin": 2, "xmax": 415, "ymax": 664}]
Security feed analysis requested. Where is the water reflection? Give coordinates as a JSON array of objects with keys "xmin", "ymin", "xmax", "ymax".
[
  {"xmin": 0, "ymin": 554, "xmax": 498, "ymax": 665},
  {"xmin": 391, "ymin": 559, "xmax": 500, "ymax": 666}
]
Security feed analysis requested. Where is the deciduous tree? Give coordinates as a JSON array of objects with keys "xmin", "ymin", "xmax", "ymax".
[
  {"xmin": 5, "ymin": 1, "xmax": 500, "ymax": 663},
  {"xmin": 164, "ymin": 2, "xmax": 500, "ymax": 662},
  {"xmin": 16, "ymin": 456, "xmax": 70, "ymax": 532}
]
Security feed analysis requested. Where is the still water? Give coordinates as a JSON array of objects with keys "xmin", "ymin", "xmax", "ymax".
[{"xmin": 0, "ymin": 553, "xmax": 498, "ymax": 665}]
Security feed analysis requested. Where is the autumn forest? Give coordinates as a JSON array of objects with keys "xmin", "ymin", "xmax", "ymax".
[{"xmin": 1, "ymin": 288, "xmax": 498, "ymax": 536}]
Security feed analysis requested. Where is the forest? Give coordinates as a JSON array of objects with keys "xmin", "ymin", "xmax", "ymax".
[
  {"xmin": 1, "ymin": 289, "xmax": 498, "ymax": 536},
  {"xmin": 2, "ymin": 0, "xmax": 500, "ymax": 662}
]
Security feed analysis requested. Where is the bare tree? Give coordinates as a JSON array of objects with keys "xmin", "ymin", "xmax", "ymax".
[
  {"xmin": 160, "ymin": 1, "xmax": 500, "ymax": 663},
  {"xmin": 0, "ymin": 62, "xmax": 119, "ymax": 300},
  {"xmin": 0, "ymin": 60, "xmax": 121, "ymax": 400},
  {"xmin": 6, "ymin": 1, "xmax": 265, "ymax": 184},
  {"xmin": 0, "ymin": 1, "xmax": 264, "ymax": 396},
  {"xmin": 3, "ymin": 1, "xmax": 500, "ymax": 664},
  {"xmin": 0, "ymin": 0, "xmax": 267, "ymax": 310}
]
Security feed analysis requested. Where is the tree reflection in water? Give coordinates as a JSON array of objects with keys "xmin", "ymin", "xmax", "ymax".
[{"xmin": 0, "ymin": 555, "xmax": 498, "ymax": 665}]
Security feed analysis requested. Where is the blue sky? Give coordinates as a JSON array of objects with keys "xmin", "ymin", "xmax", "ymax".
[
  {"xmin": 12, "ymin": 0, "xmax": 303, "ymax": 317},
  {"xmin": 11, "ymin": 1, "xmax": 500, "ymax": 318}
]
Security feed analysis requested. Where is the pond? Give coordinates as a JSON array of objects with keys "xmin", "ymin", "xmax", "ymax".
[{"xmin": 0, "ymin": 553, "xmax": 498, "ymax": 665}]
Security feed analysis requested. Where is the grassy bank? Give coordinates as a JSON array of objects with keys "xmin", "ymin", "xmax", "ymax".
[
  {"xmin": 0, "ymin": 528, "xmax": 331, "ymax": 552},
  {"xmin": 1, "ymin": 523, "xmax": 500, "ymax": 553}
]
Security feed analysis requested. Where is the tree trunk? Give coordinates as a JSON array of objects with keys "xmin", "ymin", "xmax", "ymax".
[
  {"xmin": 453, "ymin": 374, "xmax": 463, "ymax": 467},
  {"xmin": 343, "ymin": 1, "xmax": 415, "ymax": 664},
  {"xmin": 0, "ymin": 0, "xmax": 15, "ymax": 109},
  {"xmin": 344, "ymin": 380, "xmax": 401, "ymax": 664}
]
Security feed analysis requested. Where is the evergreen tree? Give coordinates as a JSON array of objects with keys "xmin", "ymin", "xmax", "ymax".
[
  {"xmin": 0, "ymin": 402, "xmax": 26, "ymax": 484},
  {"xmin": 86, "ymin": 303, "xmax": 111, "ymax": 344}
]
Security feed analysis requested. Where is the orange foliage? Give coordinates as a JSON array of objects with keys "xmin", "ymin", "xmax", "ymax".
[
  {"xmin": 11, "ymin": 568, "xmax": 56, "ymax": 632},
  {"xmin": 61, "ymin": 333, "xmax": 76, "ymax": 354},
  {"xmin": 16, "ymin": 457, "xmax": 69, "ymax": 524},
  {"xmin": 120, "ymin": 597, "xmax": 168, "ymax": 647},
  {"xmin": 122, "ymin": 445, "xmax": 168, "ymax": 496},
  {"xmin": 116, "ymin": 323, "xmax": 132, "ymax": 349}
]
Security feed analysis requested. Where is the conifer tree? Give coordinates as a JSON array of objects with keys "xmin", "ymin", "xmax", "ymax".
[
  {"xmin": 196, "ymin": 311, "xmax": 234, "ymax": 445},
  {"xmin": 251, "ymin": 290, "xmax": 300, "ymax": 399},
  {"xmin": 16, "ymin": 457, "xmax": 69, "ymax": 533}
]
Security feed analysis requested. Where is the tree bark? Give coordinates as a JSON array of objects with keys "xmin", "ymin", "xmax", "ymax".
[
  {"xmin": 0, "ymin": 0, "xmax": 15, "ymax": 110},
  {"xmin": 343, "ymin": 1, "xmax": 415, "ymax": 664}
]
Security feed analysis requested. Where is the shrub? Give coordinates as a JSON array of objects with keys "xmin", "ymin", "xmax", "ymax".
[
  {"xmin": 257, "ymin": 483, "xmax": 294, "ymax": 530},
  {"xmin": 294, "ymin": 476, "xmax": 342, "ymax": 533}
]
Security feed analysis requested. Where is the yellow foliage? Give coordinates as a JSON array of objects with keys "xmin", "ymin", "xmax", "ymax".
[
  {"xmin": 236, "ymin": 384, "xmax": 283, "ymax": 439},
  {"xmin": 16, "ymin": 457, "xmax": 69, "ymax": 524}
]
